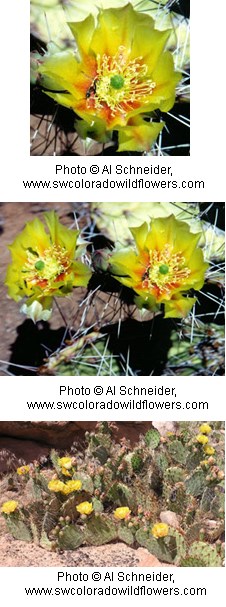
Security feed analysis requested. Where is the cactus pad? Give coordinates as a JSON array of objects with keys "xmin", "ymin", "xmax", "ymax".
[
  {"xmin": 84, "ymin": 515, "xmax": 117, "ymax": 546},
  {"xmin": 118, "ymin": 525, "xmax": 134, "ymax": 545},
  {"xmin": 6, "ymin": 517, "xmax": 32, "ymax": 542},
  {"xmin": 188, "ymin": 541, "xmax": 222, "ymax": 567},
  {"xmin": 145, "ymin": 429, "xmax": 161, "ymax": 449},
  {"xmin": 135, "ymin": 528, "xmax": 176, "ymax": 564},
  {"xmin": 167, "ymin": 440, "xmax": 187, "ymax": 464},
  {"xmin": 58, "ymin": 525, "xmax": 84, "ymax": 550},
  {"xmin": 185, "ymin": 470, "xmax": 206, "ymax": 497}
]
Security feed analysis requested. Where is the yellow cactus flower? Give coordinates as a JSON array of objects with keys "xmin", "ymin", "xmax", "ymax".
[
  {"xmin": 203, "ymin": 445, "xmax": 215, "ymax": 456},
  {"xmin": 38, "ymin": 4, "xmax": 180, "ymax": 152},
  {"xmin": 48, "ymin": 479, "xmax": 65, "ymax": 492},
  {"xmin": 58, "ymin": 457, "xmax": 72, "ymax": 470},
  {"xmin": 1, "ymin": 500, "xmax": 18, "ymax": 514},
  {"xmin": 113, "ymin": 506, "xmax": 131, "ymax": 520},
  {"xmin": 61, "ymin": 467, "xmax": 72, "ymax": 477},
  {"xmin": 61, "ymin": 479, "xmax": 82, "ymax": 495},
  {"xmin": 196, "ymin": 434, "xmax": 209, "ymax": 445},
  {"xmin": 76, "ymin": 501, "xmax": 93, "ymax": 515},
  {"xmin": 17, "ymin": 465, "xmax": 30, "ymax": 475},
  {"xmin": 5, "ymin": 211, "xmax": 91, "ymax": 320},
  {"xmin": 109, "ymin": 215, "xmax": 209, "ymax": 318},
  {"xmin": 199, "ymin": 424, "xmax": 212, "ymax": 435},
  {"xmin": 151, "ymin": 522, "xmax": 169, "ymax": 538}
]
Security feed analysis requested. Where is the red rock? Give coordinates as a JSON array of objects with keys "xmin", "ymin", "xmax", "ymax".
[
  {"xmin": 0, "ymin": 421, "xmax": 153, "ymax": 449},
  {"xmin": 0, "ymin": 437, "xmax": 50, "ymax": 474},
  {"xmin": 136, "ymin": 548, "xmax": 162, "ymax": 566}
]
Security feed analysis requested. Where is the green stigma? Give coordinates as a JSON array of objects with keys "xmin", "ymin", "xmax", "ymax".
[
  {"xmin": 159, "ymin": 264, "xmax": 169, "ymax": 275},
  {"xmin": 110, "ymin": 74, "xmax": 124, "ymax": 89},
  {"xmin": 35, "ymin": 260, "xmax": 45, "ymax": 271}
]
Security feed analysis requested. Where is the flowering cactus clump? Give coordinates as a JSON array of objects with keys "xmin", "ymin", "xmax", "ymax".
[{"xmin": 1, "ymin": 422, "xmax": 224, "ymax": 566}]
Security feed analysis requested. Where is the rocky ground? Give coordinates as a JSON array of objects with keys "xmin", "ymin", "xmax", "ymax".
[{"xmin": 0, "ymin": 534, "xmax": 172, "ymax": 568}]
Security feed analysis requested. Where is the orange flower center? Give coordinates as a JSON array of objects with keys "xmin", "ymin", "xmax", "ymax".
[
  {"xmin": 22, "ymin": 245, "xmax": 71, "ymax": 288},
  {"xmin": 86, "ymin": 46, "xmax": 156, "ymax": 115},
  {"xmin": 142, "ymin": 244, "xmax": 191, "ymax": 299}
]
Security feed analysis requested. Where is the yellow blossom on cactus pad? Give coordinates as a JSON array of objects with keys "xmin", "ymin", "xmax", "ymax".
[
  {"xmin": 58, "ymin": 456, "xmax": 72, "ymax": 470},
  {"xmin": 199, "ymin": 424, "xmax": 212, "ymax": 435},
  {"xmin": 61, "ymin": 479, "xmax": 82, "ymax": 495},
  {"xmin": 151, "ymin": 522, "xmax": 169, "ymax": 538},
  {"xmin": 38, "ymin": 4, "xmax": 180, "ymax": 152},
  {"xmin": 109, "ymin": 215, "xmax": 208, "ymax": 318},
  {"xmin": 76, "ymin": 501, "xmax": 93, "ymax": 515},
  {"xmin": 17, "ymin": 465, "xmax": 30, "ymax": 475},
  {"xmin": 5, "ymin": 211, "xmax": 91, "ymax": 319},
  {"xmin": 203, "ymin": 445, "xmax": 215, "ymax": 455},
  {"xmin": 48, "ymin": 479, "xmax": 65, "ymax": 492},
  {"xmin": 1, "ymin": 500, "xmax": 18, "ymax": 514},
  {"xmin": 113, "ymin": 506, "xmax": 131, "ymax": 520},
  {"xmin": 196, "ymin": 434, "xmax": 209, "ymax": 445},
  {"xmin": 61, "ymin": 467, "xmax": 72, "ymax": 477}
]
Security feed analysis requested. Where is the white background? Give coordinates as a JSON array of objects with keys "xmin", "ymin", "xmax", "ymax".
[
  {"xmin": 0, "ymin": 0, "xmax": 225, "ymax": 602},
  {"xmin": 0, "ymin": 566, "xmax": 224, "ymax": 604},
  {"xmin": 0, "ymin": 375, "xmax": 224, "ymax": 420}
]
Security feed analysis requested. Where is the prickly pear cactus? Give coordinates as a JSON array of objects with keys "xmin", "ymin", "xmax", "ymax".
[
  {"xmin": 50, "ymin": 449, "xmax": 62, "ymax": 475},
  {"xmin": 107, "ymin": 482, "xmax": 136, "ymax": 510},
  {"xmin": 166, "ymin": 324, "xmax": 225, "ymax": 376},
  {"xmin": 118, "ymin": 525, "xmax": 134, "ymax": 545},
  {"xmin": 72, "ymin": 472, "xmax": 94, "ymax": 494},
  {"xmin": 145, "ymin": 428, "xmax": 161, "ymax": 449},
  {"xmin": 167, "ymin": 440, "xmax": 188, "ymax": 465},
  {"xmin": 6, "ymin": 516, "xmax": 32, "ymax": 542},
  {"xmin": 27, "ymin": 500, "xmax": 45, "ymax": 537},
  {"xmin": 155, "ymin": 452, "xmax": 169, "ymax": 473},
  {"xmin": 180, "ymin": 556, "xmax": 206, "ymax": 567},
  {"xmin": 136, "ymin": 528, "xmax": 176, "ymax": 564},
  {"xmin": 200, "ymin": 487, "xmax": 216, "ymax": 512},
  {"xmin": 93, "ymin": 446, "xmax": 109, "ymax": 465},
  {"xmin": 58, "ymin": 525, "xmax": 84, "ymax": 550},
  {"xmin": 164, "ymin": 467, "xmax": 185, "ymax": 484},
  {"xmin": 61, "ymin": 495, "xmax": 83, "ymax": 521},
  {"xmin": 40, "ymin": 530, "xmax": 54, "ymax": 551},
  {"xmin": 185, "ymin": 470, "xmax": 206, "ymax": 497},
  {"xmin": 92, "ymin": 497, "xmax": 104, "ymax": 513},
  {"xmin": 2, "ymin": 422, "xmax": 224, "ymax": 565},
  {"xmin": 169, "ymin": 528, "xmax": 186, "ymax": 560},
  {"xmin": 163, "ymin": 483, "xmax": 188, "ymax": 514},
  {"xmin": 187, "ymin": 541, "xmax": 222, "ymax": 567},
  {"xmin": 211, "ymin": 491, "xmax": 225, "ymax": 519},
  {"xmin": 84, "ymin": 514, "xmax": 117, "ymax": 546},
  {"xmin": 40, "ymin": 337, "xmax": 123, "ymax": 376},
  {"xmin": 131, "ymin": 452, "xmax": 144, "ymax": 472}
]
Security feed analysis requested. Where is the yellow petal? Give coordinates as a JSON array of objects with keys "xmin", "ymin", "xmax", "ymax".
[
  {"xmin": 68, "ymin": 14, "xmax": 95, "ymax": 56},
  {"xmin": 117, "ymin": 121, "xmax": 164, "ymax": 153},
  {"xmin": 90, "ymin": 5, "xmax": 137, "ymax": 57},
  {"xmin": 164, "ymin": 297, "xmax": 196, "ymax": 318}
]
